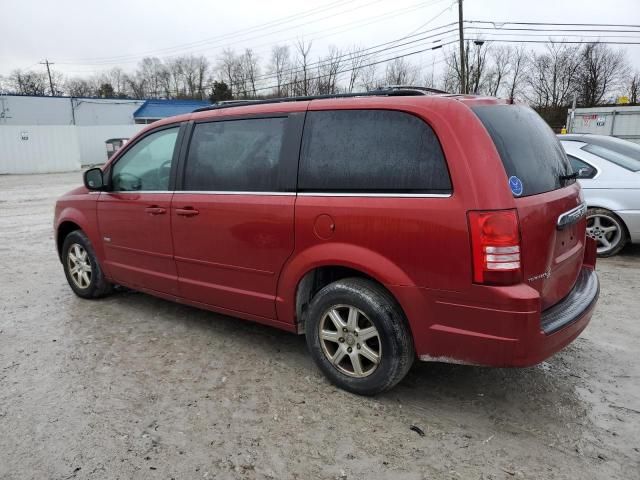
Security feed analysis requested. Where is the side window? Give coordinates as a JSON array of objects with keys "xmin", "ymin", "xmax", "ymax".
[
  {"xmin": 184, "ymin": 117, "xmax": 286, "ymax": 191},
  {"xmin": 298, "ymin": 110, "xmax": 451, "ymax": 193},
  {"xmin": 567, "ymin": 155, "xmax": 597, "ymax": 179},
  {"xmin": 111, "ymin": 127, "xmax": 179, "ymax": 191}
]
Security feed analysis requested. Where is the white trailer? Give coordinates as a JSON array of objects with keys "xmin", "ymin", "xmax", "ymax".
[{"xmin": 567, "ymin": 105, "xmax": 640, "ymax": 145}]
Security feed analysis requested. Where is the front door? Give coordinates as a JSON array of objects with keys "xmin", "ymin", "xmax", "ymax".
[
  {"xmin": 171, "ymin": 116, "xmax": 296, "ymax": 319},
  {"xmin": 98, "ymin": 125, "xmax": 181, "ymax": 295}
]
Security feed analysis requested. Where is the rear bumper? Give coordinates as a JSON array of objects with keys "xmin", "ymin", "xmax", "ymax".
[{"xmin": 392, "ymin": 267, "xmax": 599, "ymax": 368}]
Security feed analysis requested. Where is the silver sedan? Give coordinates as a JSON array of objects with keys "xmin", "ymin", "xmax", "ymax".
[{"xmin": 559, "ymin": 134, "xmax": 640, "ymax": 256}]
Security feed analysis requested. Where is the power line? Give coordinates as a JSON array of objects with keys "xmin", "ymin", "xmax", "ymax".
[
  {"xmin": 467, "ymin": 26, "xmax": 640, "ymax": 34},
  {"xmin": 57, "ymin": 0, "xmax": 393, "ymax": 66},
  {"xmin": 466, "ymin": 20, "xmax": 640, "ymax": 29},
  {"xmin": 249, "ymin": 38, "xmax": 458, "ymax": 94},
  {"xmin": 55, "ymin": 0, "xmax": 452, "ymax": 68},
  {"xmin": 56, "ymin": 0, "xmax": 355, "ymax": 64},
  {"xmin": 465, "ymin": 30, "xmax": 640, "ymax": 40},
  {"xmin": 465, "ymin": 38, "xmax": 640, "ymax": 45},
  {"xmin": 250, "ymin": 23, "xmax": 458, "ymax": 83}
]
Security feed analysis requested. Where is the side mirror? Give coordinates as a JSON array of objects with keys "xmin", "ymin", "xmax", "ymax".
[{"xmin": 83, "ymin": 167, "xmax": 105, "ymax": 190}]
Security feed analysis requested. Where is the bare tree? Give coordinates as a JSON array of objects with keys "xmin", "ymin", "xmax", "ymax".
[
  {"xmin": 486, "ymin": 46, "xmax": 512, "ymax": 97},
  {"xmin": 98, "ymin": 68, "xmax": 128, "ymax": 97},
  {"xmin": 177, "ymin": 55, "xmax": 209, "ymax": 98},
  {"xmin": 507, "ymin": 46, "xmax": 528, "ymax": 102},
  {"xmin": 316, "ymin": 46, "xmax": 342, "ymax": 94},
  {"xmin": 8, "ymin": 69, "xmax": 48, "ymax": 95},
  {"xmin": 577, "ymin": 43, "xmax": 628, "ymax": 106},
  {"xmin": 384, "ymin": 57, "xmax": 418, "ymax": 86},
  {"xmin": 292, "ymin": 39, "xmax": 313, "ymax": 96},
  {"xmin": 443, "ymin": 41, "xmax": 489, "ymax": 94},
  {"xmin": 217, "ymin": 49, "xmax": 241, "ymax": 97},
  {"xmin": 527, "ymin": 43, "xmax": 581, "ymax": 108},
  {"xmin": 629, "ymin": 71, "xmax": 640, "ymax": 104},
  {"xmin": 270, "ymin": 45, "xmax": 291, "ymax": 96},
  {"xmin": 241, "ymin": 49, "xmax": 259, "ymax": 98},
  {"xmin": 468, "ymin": 42, "xmax": 490, "ymax": 94},
  {"xmin": 346, "ymin": 46, "xmax": 368, "ymax": 92},
  {"xmin": 126, "ymin": 74, "xmax": 146, "ymax": 99},
  {"xmin": 359, "ymin": 61, "xmax": 379, "ymax": 91},
  {"xmin": 136, "ymin": 57, "xmax": 167, "ymax": 98},
  {"xmin": 65, "ymin": 77, "xmax": 95, "ymax": 97},
  {"xmin": 162, "ymin": 58, "xmax": 185, "ymax": 98}
]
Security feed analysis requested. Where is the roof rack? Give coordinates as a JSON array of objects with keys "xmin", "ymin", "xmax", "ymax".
[{"xmin": 192, "ymin": 85, "xmax": 449, "ymax": 113}]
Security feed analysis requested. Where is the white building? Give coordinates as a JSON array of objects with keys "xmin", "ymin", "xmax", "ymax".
[{"xmin": 0, "ymin": 95, "xmax": 208, "ymax": 174}]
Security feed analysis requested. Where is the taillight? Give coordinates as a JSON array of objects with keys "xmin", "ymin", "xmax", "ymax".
[{"xmin": 468, "ymin": 209, "xmax": 522, "ymax": 285}]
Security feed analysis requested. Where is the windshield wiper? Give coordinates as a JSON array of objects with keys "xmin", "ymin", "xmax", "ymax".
[{"xmin": 559, "ymin": 171, "xmax": 579, "ymax": 182}]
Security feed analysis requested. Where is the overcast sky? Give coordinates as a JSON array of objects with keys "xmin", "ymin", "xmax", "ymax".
[{"xmin": 1, "ymin": 0, "xmax": 639, "ymax": 79}]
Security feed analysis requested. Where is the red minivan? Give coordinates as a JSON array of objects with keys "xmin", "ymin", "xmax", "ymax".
[{"xmin": 54, "ymin": 89, "xmax": 599, "ymax": 395}]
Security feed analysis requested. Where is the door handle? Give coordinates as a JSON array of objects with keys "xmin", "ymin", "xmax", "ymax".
[
  {"xmin": 145, "ymin": 206, "xmax": 166, "ymax": 215},
  {"xmin": 175, "ymin": 207, "xmax": 199, "ymax": 217}
]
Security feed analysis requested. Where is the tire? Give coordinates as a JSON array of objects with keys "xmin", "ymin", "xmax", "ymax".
[
  {"xmin": 586, "ymin": 208, "xmax": 628, "ymax": 257},
  {"xmin": 61, "ymin": 230, "xmax": 112, "ymax": 299},
  {"xmin": 305, "ymin": 277, "xmax": 414, "ymax": 395}
]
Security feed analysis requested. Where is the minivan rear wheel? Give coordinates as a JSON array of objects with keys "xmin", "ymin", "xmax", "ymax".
[
  {"xmin": 586, "ymin": 208, "xmax": 628, "ymax": 257},
  {"xmin": 305, "ymin": 278, "xmax": 414, "ymax": 395}
]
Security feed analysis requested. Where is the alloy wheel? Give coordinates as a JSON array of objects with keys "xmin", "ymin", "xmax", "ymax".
[
  {"xmin": 586, "ymin": 214, "xmax": 622, "ymax": 255},
  {"xmin": 67, "ymin": 243, "xmax": 92, "ymax": 289},
  {"xmin": 318, "ymin": 304, "xmax": 381, "ymax": 378}
]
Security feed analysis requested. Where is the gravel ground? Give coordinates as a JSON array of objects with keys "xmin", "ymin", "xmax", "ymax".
[{"xmin": 0, "ymin": 172, "xmax": 639, "ymax": 480}]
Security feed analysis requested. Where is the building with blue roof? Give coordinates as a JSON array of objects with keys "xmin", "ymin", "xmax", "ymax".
[{"xmin": 133, "ymin": 99, "xmax": 210, "ymax": 124}]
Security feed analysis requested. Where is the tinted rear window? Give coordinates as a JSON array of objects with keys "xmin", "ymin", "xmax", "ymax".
[
  {"xmin": 298, "ymin": 110, "xmax": 451, "ymax": 193},
  {"xmin": 472, "ymin": 105, "xmax": 573, "ymax": 197},
  {"xmin": 184, "ymin": 117, "xmax": 286, "ymax": 191}
]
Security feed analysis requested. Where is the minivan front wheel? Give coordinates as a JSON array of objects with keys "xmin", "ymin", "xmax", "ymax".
[
  {"xmin": 62, "ymin": 230, "xmax": 112, "ymax": 299},
  {"xmin": 586, "ymin": 208, "xmax": 628, "ymax": 257},
  {"xmin": 305, "ymin": 278, "xmax": 414, "ymax": 395}
]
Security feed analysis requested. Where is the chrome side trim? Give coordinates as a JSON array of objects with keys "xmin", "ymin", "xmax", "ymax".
[
  {"xmin": 106, "ymin": 191, "xmax": 173, "ymax": 194},
  {"xmin": 297, "ymin": 192, "xmax": 452, "ymax": 198},
  {"xmin": 172, "ymin": 191, "xmax": 296, "ymax": 196},
  {"xmin": 557, "ymin": 202, "xmax": 587, "ymax": 230},
  {"xmin": 100, "ymin": 191, "xmax": 451, "ymax": 198}
]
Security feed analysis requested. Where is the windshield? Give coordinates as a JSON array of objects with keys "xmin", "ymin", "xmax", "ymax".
[{"xmin": 582, "ymin": 143, "xmax": 640, "ymax": 172}]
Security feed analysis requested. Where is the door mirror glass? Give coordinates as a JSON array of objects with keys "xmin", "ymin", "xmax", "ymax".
[{"xmin": 84, "ymin": 167, "xmax": 105, "ymax": 190}]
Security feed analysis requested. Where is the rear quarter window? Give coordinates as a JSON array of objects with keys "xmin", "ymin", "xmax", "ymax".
[
  {"xmin": 582, "ymin": 143, "xmax": 640, "ymax": 172},
  {"xmin": 472, "ymin": 105, "xmax": 573, "ymax": 197},
  {"xmin": 298, "ymin": 109, "xmax": 451, "ymax": 194}
]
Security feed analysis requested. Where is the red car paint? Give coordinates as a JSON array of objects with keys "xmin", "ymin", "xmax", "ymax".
[{"xmin": 54, "ymin": 94, "xmax": 598, "ymax": 367}]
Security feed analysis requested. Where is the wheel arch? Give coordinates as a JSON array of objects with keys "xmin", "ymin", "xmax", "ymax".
[
  {"xmin": 275, "ymin": 244, "xmax": 415, "ymax": 333},
  {"xmin": 55, "ymin": 206, "xmax": 104, "ymax": 265},
  {"xmin": 56, "ymin": 220, "xmax": 82, "ymax": 260}
]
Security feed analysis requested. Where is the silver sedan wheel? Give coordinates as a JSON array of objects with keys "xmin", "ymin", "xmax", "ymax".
[
  {"xmin": 319, "ymin": 304, "xmax": 381, "ymax": 378},
  {"xmin": 67, "ymin": 243, "xmax": 92, "ymax": 289},
  {"xmin": 586, "ymin": 214, "xmax": 622, "ymax": 255}
]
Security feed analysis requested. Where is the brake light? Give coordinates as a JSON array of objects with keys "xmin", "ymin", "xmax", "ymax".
[{"xmin": 468, "ymin": 209, "xmax": 522, "ymax": 285}]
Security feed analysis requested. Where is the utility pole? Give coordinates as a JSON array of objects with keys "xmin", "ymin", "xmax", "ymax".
[
  {"xmin": 40, "ymin": 59, "xmax": 55, "ymax": 96},
  {"xmin": 458, "ymin": 0, "xmax": 466, "ymax": 94}
]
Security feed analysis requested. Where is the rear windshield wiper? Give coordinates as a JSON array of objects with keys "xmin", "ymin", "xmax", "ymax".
[{"xmin": 559, "ymin": 171, "xmax": 579, "ymax": 182}]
